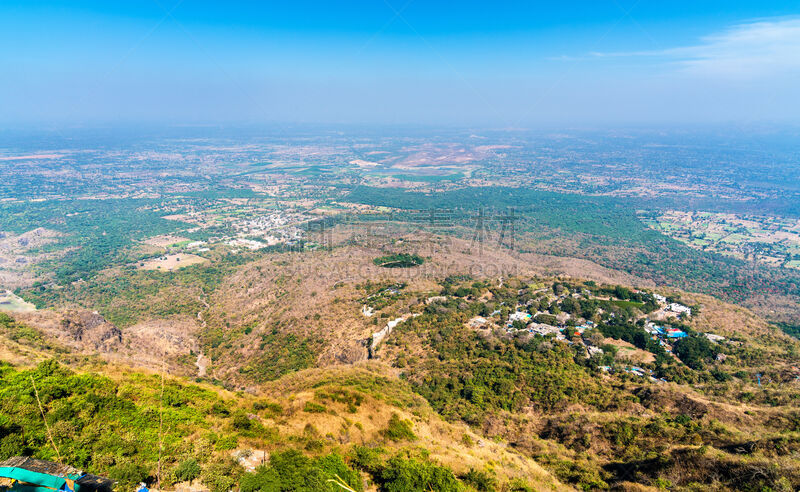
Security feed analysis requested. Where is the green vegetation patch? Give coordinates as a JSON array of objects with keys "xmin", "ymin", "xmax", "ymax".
[
  {"xmin": 373, "ymin": 253, "xmax": 425, "ymax": 268},
  {"xmin": 0, "ymin": 313, "xmax": 64, "ymax": 352},
  {"xmin": 345, "ymin": 186, "xmax": 800, "ymax": 306},
  {"xmin": 0, "ymin": 360, "xmax": 247, "ymax": 489},
  {"xmin": 22, "ymin": 261, "xmax": 236, "ymax": 327},
  {"xmin": 0, "ymin": 199, "xmax": 189, "ymax": 284},
  {"xmin": 774, "ymin": 322, "xmax": 800, "ymax": 339},
  {"xmin": 381, "ymin": 413, "xmax": 416, "ymax": 442},
  {"xmin": 394, "ymin": 309, "xmax": 621, "ymax": 421},
  {"xmin": 239, "ymin": 449, "xmax": 362, "ymax": 492},
  {"xmin": 348, "ymin": 447, "xmax": 462, "ymax": 492},
  {"xmin": 231, "ymin": 330, "xmax": 321, "ymax": 383}
]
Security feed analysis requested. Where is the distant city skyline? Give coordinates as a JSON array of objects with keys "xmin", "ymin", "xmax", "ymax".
[{"xmin": 2, "ymin": 1, "xmax": 799, "ymax": 126}]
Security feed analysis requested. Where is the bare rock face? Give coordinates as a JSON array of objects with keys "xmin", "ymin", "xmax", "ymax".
[
  {"xmin": 59, "ymin": 310, "xmax": 122, "ymax": 351},
  {"xmin": 124, "ymin": 318, "xmax": 200, "ymax": 358},
  {"xmin": 333, "ymin": 340, "xmax": 369, "ymax": 364},
  {"xmin": 318, "ymin": 339, "xmax": 369, "ymax": 366},
  {"xmin": 12, "ymin": 309, "xmax": 203, "ymax": 376}
]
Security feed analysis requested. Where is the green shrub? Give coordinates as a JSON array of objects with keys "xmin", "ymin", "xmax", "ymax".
[
  {"xmin": 201, "ymin": 459, "xmax": 241, "ymax": 492},
  {"xmin": 460, "ymin": 468, "xmax": 497, "ymax": 491},
  {"xmin": 378, "ymin": 457, "xmax": 460, "ymax": 492},
  {"xmin": 232, "ymin": 411, "xmax": 253, "ymax": 430},
  {"xmin": 239, "ymin": 450, "xmax": 362, "ymax": 492},
  {"xmin": 507, "ymin": 478, "xmax": 534, "ymax": 492},
  {"xmin": 315, "ymin": 388, "xmax": 364, "ymax": 413},
  {"xmin": 673, "ymin": 336, "xmax": 718, "ymax": 369},
  {"xmin": 253, "ymin": 400, "xmax": 283, "ymax": 416},
  {"xmin": 348, "ymin": 445, "xmax": 385, "ymax": 475},
  {"xmin": 534, "ymin": 313, "xmax": 557, "ymax": 325},
  {"xmin": 303, "ymin": 401, "xmax": 327, "ymax": 413},
  {"xmin": 173, "ymin": 458, "xmax": 201, "ymax": 483},
  {"xmin": 214, "ymin": 434, "xmax": 239, "ymax": 450},
  {"xmin": 381, "ymin": 413, "xmax": 416, "ymax": 442},
  {"xmin": 373, "ymin": 253, "xmax": 424, "ymax": 268},
  {"xmin": 108, "ymin": 463, "xmax": 149, "ymax": 487}
]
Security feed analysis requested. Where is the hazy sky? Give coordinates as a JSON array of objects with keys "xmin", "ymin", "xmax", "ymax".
[{"xmin": 2, "ymin": 1, "xmax": 799, "ymax": 126}]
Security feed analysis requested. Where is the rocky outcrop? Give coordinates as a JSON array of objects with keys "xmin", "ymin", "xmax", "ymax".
[
  {"xmin": 15, "ymin": 309, "xmax": 202, "ymax": 375},
  {"xmin": 59, "ymin": 310, "xmax": 122, "ymax": 351}
]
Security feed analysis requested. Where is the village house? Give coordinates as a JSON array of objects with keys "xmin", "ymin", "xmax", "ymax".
[
  {"xmin": 587, "ymin": 345, "xmax": 604, "ymax": 357},
  {"xmin": 665, "ymin": 327, "xmax": 688, "ymax": 339},
  {"xmin": 508, "ymin": 311, "xmax": 532, "ymax": 325},
  {"xmin": 528, "ymin": 323, "xmax": 562, "ymax": 336},
  {"xmin": 667, "ymin": 302, "xmax": 692, "ymax": 316}
]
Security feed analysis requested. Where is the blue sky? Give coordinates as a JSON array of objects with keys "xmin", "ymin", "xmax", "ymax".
[{"xmin": 1, "ymin": 1, "xmax": 799, "ymax": 126}]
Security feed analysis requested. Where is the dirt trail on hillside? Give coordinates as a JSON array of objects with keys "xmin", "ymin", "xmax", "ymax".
[{"xmin": 195, "ymin": 293, "xmax": 210, "ymax": 377}]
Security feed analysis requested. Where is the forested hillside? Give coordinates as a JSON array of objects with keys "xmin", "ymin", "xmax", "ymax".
[{"xmin": 344, "ymin": 186, "xmax": 800, "ymax": 322}]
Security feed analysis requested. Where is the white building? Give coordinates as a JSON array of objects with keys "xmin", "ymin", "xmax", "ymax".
[
  {"xmin": 528, "ymin": 323, "xmax": 561, "ymax": 336},
  {"xmin": 508, "ymin": 311, "xmax": 532, "ymax": 323},
  {"xmin": 587, "ymin": 346, "xmax": 604, "ymax": 357},
  {"xmin": 704, "ymin": 333, "xmax": 726, "ymax": 343},
  {"xmin": 667, "ymin": 303, "xmax": 692, "ymax": 316}
]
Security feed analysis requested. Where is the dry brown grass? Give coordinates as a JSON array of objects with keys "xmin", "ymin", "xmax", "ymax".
[
  {"xmin": 255, "ymin": 363, "xmax": 569, "ymax": 491},
  {"xmin": 0, "ymin": 333, "xmax": 51, "ymax": 367},
  {"xmin": 138, "ymin": 253, "xmax": 208, "ymax": 271},
  {"xmin": 204, "ymin": 228, "xmax": 661, "ymax": 383},
  {"xmin": 604, "ymin": 338, "xmax": 656, "ymax": 364},
  {"xmin": 142, "ymin": 235, "xmax": 191, "ymax": 247}
]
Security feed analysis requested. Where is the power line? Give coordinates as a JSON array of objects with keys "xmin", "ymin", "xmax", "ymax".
[{"xmin": 30, "ymin": 375, "xmax": 62, "ymax": 464}]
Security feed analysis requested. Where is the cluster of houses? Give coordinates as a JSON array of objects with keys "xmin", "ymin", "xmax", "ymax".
[
  {"xmin": 183, "ymin": 212, "xmax": 309, "ymax": 253},
  {"xmin": 644, "ymin": 322, "xmax": 727, "ymax": 357},
  {"xmin": 645, "ymin": 322, "xmax": 688, "ymax": 339},
  {"xmin": 504, "ymin": 313, "xmax": 699, "ymax": 375},
  {"xmin": 435, "ymin": 284, "xmax": 732, "ymax": 380},
  {"xmin": 653, "ymin": 293, "xmax": 693, "ymax": 317},
  {"xmin": 226, "ymin": 237, "xmax": 272, "ymax": 250},
  {"xmin": 471, "ymin": 288, "xmax": 728, "ymax": 375},
  {"xmin": 484, "ymin": 308, "xmax": 605, "ymax": 352},
  {"xmin": 231, "ymin": 212, "xmax": 306, "ymax": 243}
]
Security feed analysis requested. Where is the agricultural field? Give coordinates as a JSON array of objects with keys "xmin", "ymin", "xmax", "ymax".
[
  {"xmin": 644, "ymin": 210, "xmax": 800, "ymax": 268},
  {"xmin": 0, "ymin": 290, "xmax": 36, "ymax": 312},
  {"xmin": 142, "ymin": 235, "xmax": 192, "ymax": 248}
]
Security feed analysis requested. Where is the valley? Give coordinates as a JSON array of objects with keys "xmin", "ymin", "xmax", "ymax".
[{"xmin": 1, "ymin": 127, "xmax": 800, "ymax": 491}]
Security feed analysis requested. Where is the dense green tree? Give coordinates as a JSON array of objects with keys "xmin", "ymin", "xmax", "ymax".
[{"xmin": 672, "ymin": 337, "xmax": 718, "ymax": 369}]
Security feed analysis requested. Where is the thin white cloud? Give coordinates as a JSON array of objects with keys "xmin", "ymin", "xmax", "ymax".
[
  {"xmin": 565, "ymin": 18, "xmax": 800, "ymax": 78},
  {"xmin": 673, "ymin": 18, "xmax": 800, "ymax": 77}
]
